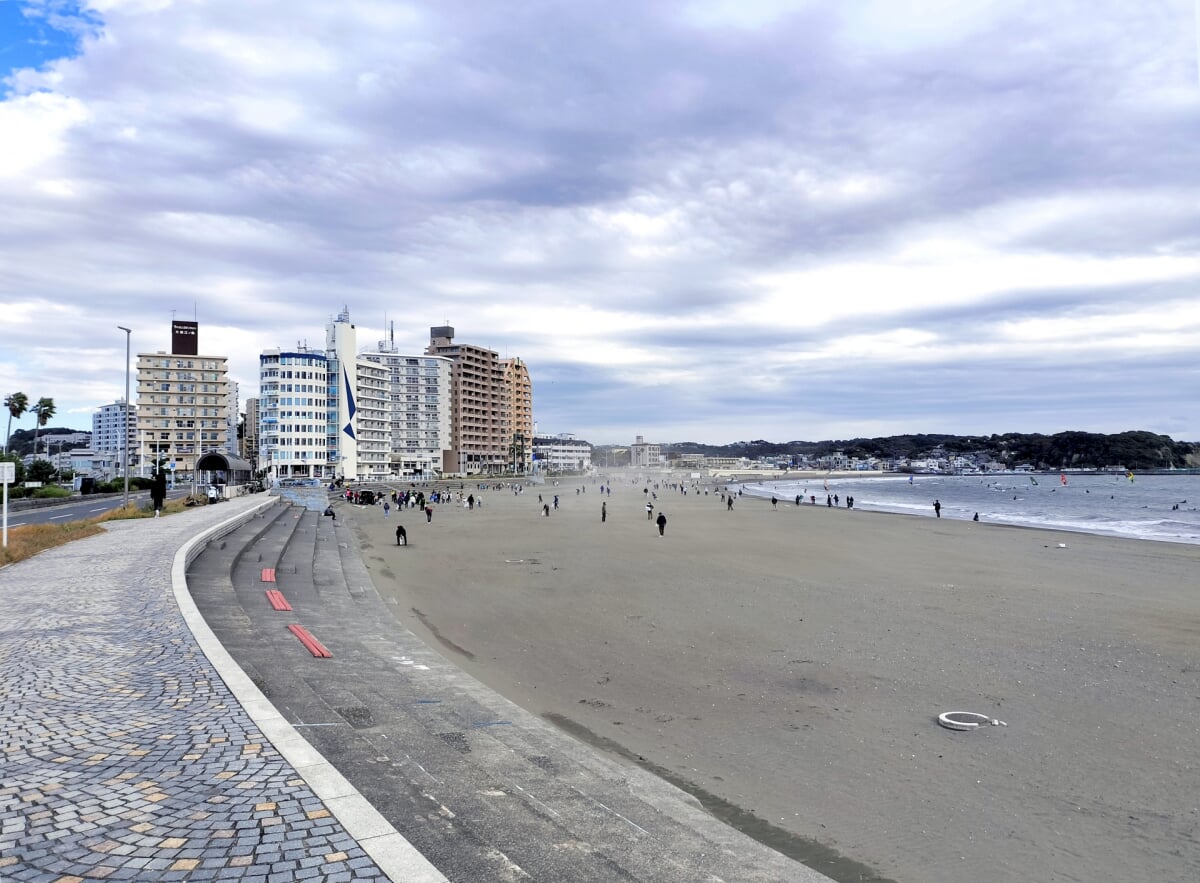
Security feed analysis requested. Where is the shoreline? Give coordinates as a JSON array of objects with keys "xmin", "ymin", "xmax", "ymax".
[{"xmin": 343, "ymin": 479, "xmax": 1200, "ymax": 883}]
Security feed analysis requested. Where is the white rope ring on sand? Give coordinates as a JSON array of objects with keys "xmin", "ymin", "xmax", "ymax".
[{"xmin": 937, "ymin": 711, "xmax": 1005, "ymax": 731}]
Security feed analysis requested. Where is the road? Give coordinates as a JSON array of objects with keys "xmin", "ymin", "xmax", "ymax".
[{"xmin": 1, "ymin": 489, "xmax": 190, "ymax": 527}]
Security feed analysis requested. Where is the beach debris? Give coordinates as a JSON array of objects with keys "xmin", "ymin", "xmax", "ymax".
[{"xmin": 937, "ymin": 711, "xmax": 1007, "ymax": 731}]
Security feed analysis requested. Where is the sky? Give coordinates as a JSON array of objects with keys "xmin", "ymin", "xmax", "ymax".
[{"xmin": 1, "ymin": 0, "xmax": 1198, "ymax": 446}]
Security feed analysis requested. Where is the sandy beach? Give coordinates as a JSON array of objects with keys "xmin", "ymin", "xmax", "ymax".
[{"xmin": 344, "ymin": 476, "xmax": 1200, "ymax": 883}]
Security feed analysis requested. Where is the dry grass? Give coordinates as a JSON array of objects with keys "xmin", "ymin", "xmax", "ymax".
[
  {"xmin": 0, "ymin": 520, "xmax": 106, "ymax": 567},
  {"xmin": 0, "ymin": 496, "xmax": 205, "ymax": 568}
]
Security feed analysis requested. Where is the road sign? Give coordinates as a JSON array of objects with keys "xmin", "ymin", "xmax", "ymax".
[{"xmin": 1, "ymin": 462, "xmax": 11, "ymax": 548}]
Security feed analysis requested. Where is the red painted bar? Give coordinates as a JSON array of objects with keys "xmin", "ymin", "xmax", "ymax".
[{"xmin": 287, "ymin": 624, "xmax": 332, "ymax": 658}]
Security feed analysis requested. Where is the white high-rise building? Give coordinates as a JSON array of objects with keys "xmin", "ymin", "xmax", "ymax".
[
  {"xmin": 355, "ymin": 359, "xmax": 390, "ymax": 480},
  {"xmin": 257, "ymin": 348, "xmax": 329, "ymax": 480},
  {"xmin": 326, "ymin": 307, "xmax": 360, "ymax": 481},
  {"xmin": 360, "ymin": 334, "xmax": 452, "ymax": 478},
  {"xmin": 92, "ymin": 400, "xmax": 137, "ymax": 465}
]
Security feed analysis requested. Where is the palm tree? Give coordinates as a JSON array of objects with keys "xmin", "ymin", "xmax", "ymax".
[
  {"xmin": 4, "ymin": 392, "xmax": 28, "ymax": 456},
  {"xmin": 31, "ymin": 397, "xmax": 56, "ymax": 458}
]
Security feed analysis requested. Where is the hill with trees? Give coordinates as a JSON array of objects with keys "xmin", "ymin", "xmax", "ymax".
[{"xmin": 597, "ymin": 431, "xmax": 1198, "ymax": 471}]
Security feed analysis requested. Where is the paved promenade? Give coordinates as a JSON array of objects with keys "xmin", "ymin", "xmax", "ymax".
[
  {"xmin": 1, "ymin": 495, "xmax": 828, "ymax": 883},
  {"xmin": 0, "ymin": 497, "xmax": 439, "ymax": 883}
]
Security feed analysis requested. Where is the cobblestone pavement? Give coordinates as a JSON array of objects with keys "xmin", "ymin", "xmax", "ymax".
[{"xmin": 0, "ymin": 500, "xmax": 394, "ymax": 882}]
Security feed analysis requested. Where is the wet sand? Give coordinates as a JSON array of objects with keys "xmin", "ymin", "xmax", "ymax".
[{"xmin": 345, "ymin": 478, "xmax": 1200, "ymax": 883}]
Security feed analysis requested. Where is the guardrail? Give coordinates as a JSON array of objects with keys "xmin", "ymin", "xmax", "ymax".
[{"xmin": 5, "ymin": 491, "xmax": 144, "ymax": 513}]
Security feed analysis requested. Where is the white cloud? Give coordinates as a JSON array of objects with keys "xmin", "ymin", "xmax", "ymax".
[
  {"xmin": 0, "ymin": 91, "xmax": 89, "ymax": 179},
  {"xmin": 0, "ymin": 0, "xmax": 1197, "ymax": 444}
]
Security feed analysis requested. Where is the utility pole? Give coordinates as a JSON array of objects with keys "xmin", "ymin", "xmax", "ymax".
[{"xmin": 118, "ymin": 326, "xmax": 132, "ymax": 508}]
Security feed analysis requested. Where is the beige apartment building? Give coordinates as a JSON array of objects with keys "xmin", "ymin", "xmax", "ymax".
[
  {"xmin": 134, "ymin": 351, "xmax": 231, "ymax": 478},
  {"xmin": 502, "ymin": 356, "xmax": 533, "ymax": 473},
  {"xmin": 241, "ymin": 397, "xmax": 259, "ymax": 465},
  {"xmin": 426, "ymin": 325, "xmax": 532, "ymax": 476}
]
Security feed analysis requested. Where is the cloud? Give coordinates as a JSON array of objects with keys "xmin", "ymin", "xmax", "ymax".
[{"xmin": 0, "ymin": 0, "xmax": 1198, "ymax": 446}]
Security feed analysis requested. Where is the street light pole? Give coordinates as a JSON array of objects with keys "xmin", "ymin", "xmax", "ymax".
[{"xmin": 118, "ymin": 326, "xmax": 132, "ymax": 509}]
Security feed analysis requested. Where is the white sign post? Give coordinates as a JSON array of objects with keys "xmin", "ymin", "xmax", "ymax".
[{"xmin": 0, "ymin": 461, "xmax": 15, "ymax": 548}]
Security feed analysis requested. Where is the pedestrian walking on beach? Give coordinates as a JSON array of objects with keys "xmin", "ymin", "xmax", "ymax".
[
  {"xmin": 646, "ymin": 501, "xmax": 654, "ymax": 520},
  {"xmin": 656, "ymin": 511, "xmax": 667, "ymax": 536},
  {"xmin": 726, "ymin": 496, "xmax": 734, "ymax": 511},
  {"xmin": 933, "ymin": 499, "xmax": 941, "ymax": 518},
  {"xmin": 383, "ymin": 501, "xmax": 390, "ymax": 518},
  {"xmin": 553, "ymin": 495, "xmax": 559, "ymax": 510},
  {"xmin": 543, "ymin": 503, "xmax": 550, "ymax": 517},
  {"xmin": 601, "ymin": 501, "xmax": 607, "ymax": 523},
  {"xmin": 771, "ymin": 497, "xmax": 778, "ymax": 509},
  {"xmin": 795, "ymin": 495, "xmax": 801, "ymax": 506},
  {"xmin": 396, "ymin": 525, "xmax": 407, "ymax": 546},
  {"xmin": 425, "ymin": 505, "xmax": 433, "ymax": 523}
]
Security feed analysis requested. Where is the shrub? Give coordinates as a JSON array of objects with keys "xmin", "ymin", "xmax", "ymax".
[{"xmin": 31, "ymin": 485, "xmax": 70, "ymax": 499}]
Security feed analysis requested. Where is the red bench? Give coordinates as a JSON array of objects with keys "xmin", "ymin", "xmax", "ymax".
[{"xmin": 287, "ymin": 624, "xmax": 332, "ymax": 658}]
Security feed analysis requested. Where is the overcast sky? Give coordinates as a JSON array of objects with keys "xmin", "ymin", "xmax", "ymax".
[{"xmin": 2, "ymin": 0, "xmax": 1198, "ymax": 446}]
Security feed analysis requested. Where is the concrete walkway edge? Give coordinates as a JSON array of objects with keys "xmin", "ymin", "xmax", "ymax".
[{"xmin": 171, "ymin": 500, "xmax": 449, "ymax": 883}]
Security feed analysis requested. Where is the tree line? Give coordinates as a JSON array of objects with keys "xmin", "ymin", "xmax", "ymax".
[{"xmin": 654, "ymin": 431, "xmax": 1199, "ymax": 471}]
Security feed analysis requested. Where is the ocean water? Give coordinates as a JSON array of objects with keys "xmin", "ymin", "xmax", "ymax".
[{"xmin": 742, "ymin": 473, "xmax": 1200, "ymax": 545}]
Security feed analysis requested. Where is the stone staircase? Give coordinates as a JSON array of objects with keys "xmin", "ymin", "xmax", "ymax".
[{"xmin": 184, "ymin": 500, "xmax": 827, "ymax": 883}]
